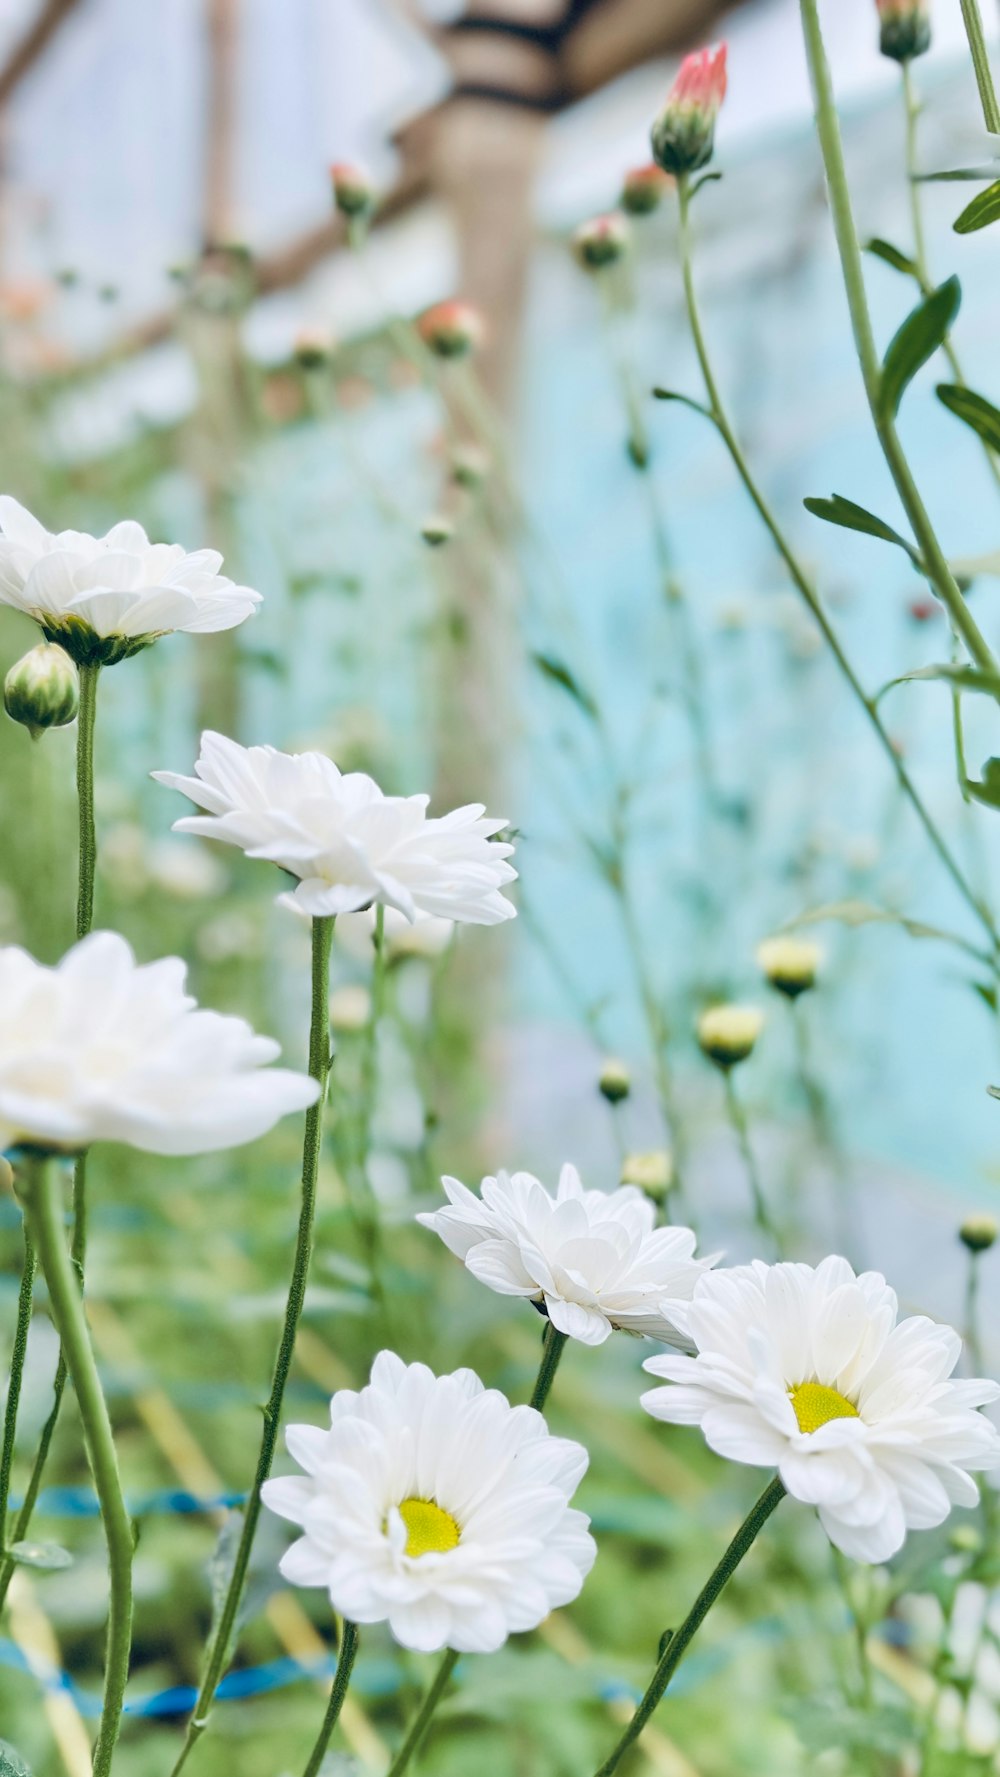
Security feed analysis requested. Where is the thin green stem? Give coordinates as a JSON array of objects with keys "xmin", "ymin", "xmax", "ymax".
[
  {"xmin": 20, "ymin": 1153, "xmax": 132, "ymax": 1777},
  {"xmin": 965, "ymin": 1249, "xmax": 985, "ymax": 1375},
  {"xmin": 385, "ymin": 1647, "xmax": 460, "ymax": 1777},
  {"xmin": 530, "ymin": 1322, "xmax": 569, "ymax": 1413},
  {"xmin": 722, "ymin": 1072, "xmax": 783, "ymax": 1256},
  {"xmin": 169, "ymin": 914, "xmax": 334, "ymax": 1776},
  {"xmin": 302, "ymin": 1621, "xmax": 360, "ymax": 1777},
  {"xmin": 960, "ymin": 0, "xmax": 1000, "ymax": 135},
  {"xmin": 590, "ymin": 1478, "xmax": 785, "ymax": 1777},
  {"xmin": 0, "ymin": 1221, "xmax": 36, "ymax": 1554},
  {"xmin": 799, "ymin": 0, "xmax": 1000, "ymax": 684},
  {"xmin": 75, "ymin": 662, "xmax": 99, "ymax": 941},
  {"xmin": 674, "ymin": 174, "xmax": 1000, "ymax": 960}
]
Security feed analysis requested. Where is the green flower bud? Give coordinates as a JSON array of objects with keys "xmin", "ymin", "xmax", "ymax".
[
  {"xmin": 598, "ymin": 1059, "xmax": 631, "ymax": 1104},
  {"xmin": 696, "ymin": 1004, "xmax": 764, "ymax": 1070},
  {"xmin": 756, "ymin": 936, "xmax": 822, "ymax": 999},
  {"xmin": 877, "ymin": 0, "xmax": 930, "ymax": 63},
  {"xmin": 620, "ymin": 1149, "xmax": 674, "ymax": 1203},
  {"xmin": 4, "ymin": 643, "xmax": 79, "ymax": 739},
  {"xmin": 960, "ymin": 1215, "xmax": 998, "ymax": 1254}
]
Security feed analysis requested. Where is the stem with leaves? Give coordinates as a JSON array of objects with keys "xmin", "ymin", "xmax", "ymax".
[{"xmin": 169, "ymin": 914, "xmax": 335, "ymax": 1776}]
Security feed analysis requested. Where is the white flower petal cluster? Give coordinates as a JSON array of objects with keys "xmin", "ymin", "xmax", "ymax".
[
  {"xmin": 0, "ymin": 932, "xmax": 318, "ymax": 1156},
  {"xmin": 153, "ymin": 731, "xmax": 516, "ymax": 925},
  {"xmin": 417, "ymin": 1163, "xmax": 714, "ymax": 1347},
  {"xmin": 262, "ymin": 1350, "xmax": 595, "ymax": 1653},
  {"xmin": 642, "ymin": 1257, "xmax": 1000, "ymax": 1562},
  {"xmin": 0, "ymin": 497, "xmax": 261, "ymax": 665}
]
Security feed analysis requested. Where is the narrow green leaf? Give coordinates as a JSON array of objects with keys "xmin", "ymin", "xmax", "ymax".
[
  {"xmin": 876, "ymin": 661, "xmax": 1000, "ymax": 702},
  {"xmin": 787, "ymin": 900, "xmax": 986, "ymax": 960},
  {"xmin": 651, "ymin": 387, "xmax": 712, "ymax": 420},
  {"xmin": 0, "ymin": 1746, "xmax": 32, "ymax": 1777},
  {"xmin": 865, "ymin": 237, "xmax": 919, "ymax": 278},
  {"xmin": 802, "ymin": 494, "xmax": 921, "ymax": 565},
  {"xmin": 936, "ymin": 382, "xmax": 1000, "ymax": 453},
  {"xmin": 878, "ymin": 277, "xmax": 962, "ymax": 420},
  {"xmin": 954, "ymin": 180, "xmax": 1000, "ymax": 232},
  {"xmin": 531, "ymin": 654, "xmax": 600, "ymax": 722},
  {"xmin": 917, "ymin": 164, "xmax": 1000, "ymax": 183},
  {"xmin": 689, "ymin": 171, "xmax": 723, "ymax": 200}
]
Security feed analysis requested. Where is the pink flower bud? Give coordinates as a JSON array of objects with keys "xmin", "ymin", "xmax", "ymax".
[
  {"xmin": 621, "ymin": 163, "xmax": 673, "ymax": 216},
  {"xmin": 876, "ymin": 0, "xmax": 930, "ymax": 61},
  {"xmin": 651, "ymin": 43, "xmax": 727, "ymax": 177},
  {"xmin": 416, "ymin": 299, "xmax": 484, "ymax": 360},
  {"xmin": 572, "ymin": 212, "xmax": 629, "ymax": 271},
  {"xmin": 330, "ymin": 161, "xmax": 374, "ymax": 219}
]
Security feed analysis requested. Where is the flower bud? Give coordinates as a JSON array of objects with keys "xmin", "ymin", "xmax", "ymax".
[
  {"xmin": 651, "ymin": 44, "xmax": 728, "ymax": 178},
  {"xmin": 876, "ymin": 0, "xmax": 930, "ymax": 62},
  {"xmin": 572, "ymin": 212, "xmax": 629, "ymax": 271},
  {"xmin": 620, "ymin": 1149, "xmax": 674, "ymax": 1202},
  {"xmin": 294, "ymin": 327, "xmax": 333, "ymax": 370},
  {"xmin": 907, "ymin": 596, "xmax": 939, "ymax": 624},
  {"xmin": 598, "ymin": 1058, "xmax": 631, "ymax": 1104},
  {"xmin": 329, "ymin": 984, "xmax": 372, "ymax": 1033},
  {"xmin": 450, "ymin": 444, "xmax": 490, "ymax": 490},
  {"xmin": 696, "ymin": 1004, "xmax": 764, "ymax": 1070},
  {"xmin": 4, "ymin": 643, "xmax": 79, "ymax": 739},
  {"xmin": 960, "ymin": 1214, "xmax": 998, "ymax": 1254},
  {"xmin": 420, "ymin": 514, "xmax": 454, "ymax": 548},
  {"xmin": 417, "ymin": 299, "xmax": 484, "ymax": 361},
  {"xmin": 756, "ymin": 936, "xmax": 822, "ymax": 999},
  {"xmin": 621, "ymin": 164, "xmax": 673, "ymax": 216},
  {"xmin": 330, "ymin": 161, "xmax": 375, "ymax": 219},
  {"xmin": 948, "ymin": 1523, "xmax": 983, "ymax": 1556}
]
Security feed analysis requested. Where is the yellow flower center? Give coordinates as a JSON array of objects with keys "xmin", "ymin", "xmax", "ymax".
[
  {"xmin": 396, "ymin": 1497, "xmax": 461, "ymax": 1558},
  {"xmin": 788, "ymin": 1381, "xmax": 859, "ymax": 1435}
]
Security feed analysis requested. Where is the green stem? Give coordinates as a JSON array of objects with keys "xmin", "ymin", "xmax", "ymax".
[
  {"xmin": 20, "ymin": 1153, "xmax": 132, "ymax": 1777},
  {"xmin": 590, "ymin": 1478, "xmax": 785, "ymax": 1777},
  {"xmin": 75, "ymin": 663, "xmax": 99, "ymax": 940},
  {"xmin": 722, "ymin": 1073, "xmax": 783, "ymax": 1256},
  {"xmin": 0, "ymin": 1221, "xmax": 36, "ymax": 1554},
  {"xmin": 529, "ymin": 1322, "xmax": 569, "ymax": 1412},
  {"xmin": 674, "ymin": 174, "xmax": 1000, "ymax": 959},
  {"xmin": 169, "ymin": 913, "xmax": 335, "ymax": 1776},
  {"xmin": 965, "ymin": 1248, "xmax": 985, "ymax": 1375},
  {"xmin": 302, "ymin": 1621, "xmax": 360, "ymax": 1777},
  {"xmin": 799, "ymin": 0, "xmax": 1000, "ymax": 684},
  {"xmin": 960, "ymin": 0, "xmax": 1000, "ymax": 135},
  {"xmin": 385, "ymin": 1647, "xmax": 460, "ymax": 1777}
]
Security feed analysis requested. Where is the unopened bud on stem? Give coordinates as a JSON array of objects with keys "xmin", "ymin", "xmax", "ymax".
[{"xmin": 4, "ymin": 643, "xmax": 79, "ymax": 739}]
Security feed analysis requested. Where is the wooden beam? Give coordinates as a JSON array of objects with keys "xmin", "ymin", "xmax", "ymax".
[{"xmin": 0, "ymin": 0, "xmax": 83, "ymax": 108}]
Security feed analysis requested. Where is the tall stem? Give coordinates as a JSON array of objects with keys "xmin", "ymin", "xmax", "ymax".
[
  {"xmin": 722, "ymin": 1073, "xmax": 783, "ymax": 1256},
  {"xmin": 960, "ymin": 0, "xmax": 1000, "ymax": 135},
  {"xmin": 301, "ymin": 1620, "xmax": 359, "ymax": 1777},
  {"xmin": 0, "ymin": 1221, "xmax": 36, "ymax": 1553},
  {"xmin": 169, "ymin": 913, "xmax": 335, "ymax": 1776},
  {"xmin": 798, "ymin": 0, "xmax": 1000, "ymax": 684},
  {"xmin": 75, "ymin": 662, "xmax": 99, "ymax": 940},
  {"xmin": 20, "ymin": 1153, "xmax": 133, "ymax": 1777},
  {"xmin": 385, "ymin": 1648, "xmax": 460, "ymax": 1777},
  {"xmin": 590, "ymin": 1478, "xmax": 785, "ymax": 1777},
  {"xmin": 529, "ymin": 1322, "xmax": 569, "ymax": 1413},
  {"xmin": 673, "ymin": 176, "xmax": 1000, "ymax": 959}
]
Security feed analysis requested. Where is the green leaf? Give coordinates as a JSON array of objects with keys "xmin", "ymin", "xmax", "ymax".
[
  {"xmin": 918, "ymin": 164, "xmax": 1000, "ymax": 182},
  {"xmin": 7, "ymin": 1540, "xmax": 73, "ymax": 1571},
  {"xmin": 865, "ymin": 237, "xmax": 918, "ymax": 278},
  {"xmin": 878, "ymin": 277, "xmax": 962, "ymax": 420},
  {"xmin": 651, "ymin": 387, "xmax": 712, "ymax": 420},
  {"xmin": 689, "ymin": 171, "xmax": 723, "ymax": 200},
  {"xmin": 802, "ymin": 494, "xmax": 921, "ymax": 565},
  {"xmin": 967, "ymin": 757, "xmax": 1000, "ymax": 810},
  {"xmin": 0, "ymin": 1746, "xmax": 32, "ymax": 1777},
  {"xmin": 876, "ymin": 661, "xmax": 1000, "ymax": 702},
  {"xmin": 531, "ymin": 654, "xmax": 599, "ymax": 723},
  {"xmin": 936, "ymin": 382, "xmax": 1000, "ymax": 454},
  {"xmin": 954, "ymin": 180, "xmax": 1000, "ymax": 233},
  {"xmin": 787, "ymin": 900, "xmax": 985, "ymax": 960}
]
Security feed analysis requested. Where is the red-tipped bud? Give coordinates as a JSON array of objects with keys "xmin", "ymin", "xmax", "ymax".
[
  {"xmin": 572, "ymin": 212, "xmax": 629, "ymax": 270},
  {"xmin": 416, "ymin": 299, "xmax": 484, "ymax": 360},
  {"xmin": 621, "ymin": 163, "xmax": 673, "ymax": 216},
  {"xmin": 876, "ymin": 0, "xmax": 930, "ymax": 62},
  {"xmin": 651, "ymin": 43, "xmax": 727, "ymax": 177},
  {"xmin": 907, "ymin": 596, "xmax": 939, "ymax": 624},
  {"xmin": 293, "ymin": 326, "xmax": 333, "ymax": 370},
  {"xmin": 330, "ymin": 161, "xmax": 375, "ymax": 219}
]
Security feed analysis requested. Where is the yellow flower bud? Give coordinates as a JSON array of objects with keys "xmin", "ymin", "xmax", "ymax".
[
  {"xmin": 599, "ymin": 1058, "xmax": 631, "ymax": 1104},
  {"xmin": 756, "ymin": 936, "xmax": 822, "ymax": 998},
  {"xmin": 620, "ymin": 1150, "xmax": 673, "ymax": 1202},
  {"xmin": 960, "ymin": 1215, "xmax": 998, "ymax": 1255},
  {"xmin": 696, "ymin": 1004, "xmax": 764, "ymax": 1070}
]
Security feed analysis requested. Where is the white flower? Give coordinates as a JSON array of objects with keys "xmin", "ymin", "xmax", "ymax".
[
  {"xmin": 0, "ymin": 931, "xmax": 319, "ymax": 1156},
  {"xmin": 262, "ymin": 1350, "xmax": 595, "ymax": 1653},
  {"xmin": 0, "ymin": 497, "xmax": 261, "ymax": 666},
  {"xmin": 417, "ymin": 1163, "xmax": 714, "ymax": 1347},
  {"xmin": 642, "ymin": 1257, "xmax": 1000, "ymax": 1563},
  {"xmin": 152, "ymin": 731, "xmax": 516, "ymax": 925}
]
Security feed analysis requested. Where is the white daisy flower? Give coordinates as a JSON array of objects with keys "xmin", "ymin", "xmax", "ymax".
[
  {"xmin": 152, "ymin": 730, "xmax": 516, "ymax": 925},
  {"xmin": 261, "ymin": 1350, "xmax": 596, "ymax": 1653},
  {"xmin": 0, "ymin": 931, "xmax": 319, "ymax": 1156},
  {"xmin": 642, "ymin": 1257, "xmax": 1000, "ymax": 1563},
  {"xmin": 417, "ymin": 1163, "xmax": 715, "ymax": 1347},
  {"xmin": 0, "ymin": 496, "xmax": 261, "ymax": 666}
]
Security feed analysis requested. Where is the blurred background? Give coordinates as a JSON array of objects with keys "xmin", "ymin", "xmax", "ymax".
[{"xmin": 2, "ymin": 1, "xmax": 1000, "ymax": 1773}]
